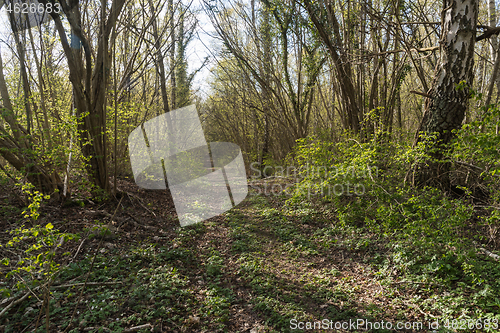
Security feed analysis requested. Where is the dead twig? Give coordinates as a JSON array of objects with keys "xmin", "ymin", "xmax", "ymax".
[
  {"xmin": 51, "ymin": 281, "xmax": 123, "ymax": 289},
  {"xmin": 402, "ymin": 300, "xmax": 437, "ymax": 318},
  {"xmin": 123, "ymin": 324, "xmax": 153, "ymax": 332},
  {"xmin": 72, "ymin": 239, "xmax": 86, "ymax": 260},
  {"xmin": 85, "ymin": 210, "xmax": 125, "ymax": 222},
  {"xmin": 126, "ymin": 191, "xmax": 157, "ymax": 217},
  {"xmin": 454, "ymin": 160, "xmax": 500, "ymax": 177},
  {"xmin": 126, "ymin": 213, "xmax": 158, "ymax": 232},
  {"xmin": 478, "ymin": 247, "xmax": 500, "ymax": 261},
  {"xmin": 83, "ymin": 327, "xmax": 111, "ymax": 332},
  {"xmin": 0, "ymin": 291, "xmax": 30, "ymax": 317}
]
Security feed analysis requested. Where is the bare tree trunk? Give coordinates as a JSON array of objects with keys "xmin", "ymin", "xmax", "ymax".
[
  {"xmin": 485, "ymin": 0, "xmax": 500, "ymax": 109},
  {"xmin": 48, "ymin": 0, "xmax": 126, "ymax": 193},
  {"xmin": 169, "ymin": 0, "xmax": 176, "ymax": 110},
  {"xmin": 488, "ymin": 0, "xmax": 500, "ymax": 103},
  {"xmin": 489, "ymin": 0, "xmax": 498, "ymax": 60},
  {"xmin": 302, "ymin": 0, "xmax": 361, "ymax": 133},
  {"xmin": 411, "ymin": 0, "xmax": 478, "ymax": 189},
  {"xmin": 148, "ymin": 0, "xmax": 170, "ymax": 114},
  {"xmin": 260, "ymin": 0, "xmax": 271, "ymax": 170},
  {"xmin": 27, "ymin": 27, "xmax": 52, "ymax": 150},
  {"xmin": 8, "ymin": 12, "xmax": 33, "ymax": 140},
  {"xmin": 0, "ymin": 51, "xmax": 56, "ymax": 193}
]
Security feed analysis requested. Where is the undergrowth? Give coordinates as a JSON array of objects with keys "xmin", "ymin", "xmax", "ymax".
[{"xmin": 282, "ymin": 126, "xmax": 500, "ymax": 326}]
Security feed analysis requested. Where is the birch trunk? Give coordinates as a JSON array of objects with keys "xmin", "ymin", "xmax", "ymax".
[{"xmin": 411, "ymin": 0, "xmax": 478, "ymax": 188}]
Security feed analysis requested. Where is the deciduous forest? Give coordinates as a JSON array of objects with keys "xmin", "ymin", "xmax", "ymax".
[{"xmin": 1, "ymin": 0, "xmax": 500, "ymax": 331}]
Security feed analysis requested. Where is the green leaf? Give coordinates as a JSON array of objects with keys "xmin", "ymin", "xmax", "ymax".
[{"xmin": 46, "ymin": 223, "xmax": 54, "ymax": 230}]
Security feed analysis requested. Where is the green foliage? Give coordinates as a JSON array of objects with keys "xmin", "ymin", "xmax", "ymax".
[
  {"xmin": 284, "ymin": 134, "xmax": 500, "ymax": 320},
  {"xmin": 19, "ymin": 183, "xmax": 50, "ymax": 221},
  {"xmin": 1, "ymin": 185, "xmax": 78, "ymax": 299},
  {"xmin": 451, "ymin": 105, "xmax": 500, "ymax": 180},
  {"xmin": 285, "ymin": 135, "xmax": 386, "ymax": 205},
  {"xmin": 206, "ymin": 250, "xmax": 224, "ymax": 277},
  {"xmin": 1, "ymin": 222, "xmax": 78, "ymax": 295},
  {"xmin": 201, "ymin": 285, "xmax": 232, "ymax": 328}
]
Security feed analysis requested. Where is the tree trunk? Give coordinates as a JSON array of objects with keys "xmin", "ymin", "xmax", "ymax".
[
  {"xmin": 48, "ymin": 0, "xmax": 126, "ymax": 193},
  {"xmin": 148, "ymin": 0, "xmax": 170, "ymax": 115},
  {"xmin": 485, "ymin": 0, "xmax": 500, "ymax": 107},
  {"xmin": 302, "ymin": 0, "xmax": 361, "ymax": 134},
  {"xmin": 410, "ymin": 0, "xmax": 477, "ymax": 189},
  {"xmin": 259, "ymin": 0, "xmax": 271, "ymax": 174},
  {"xmin": 169, "ymin": 0, "xmax": 176, "ymax": 111},
  {"xmin": 0, "ymin": 51, "xmax": 56, "ymax": 193}
]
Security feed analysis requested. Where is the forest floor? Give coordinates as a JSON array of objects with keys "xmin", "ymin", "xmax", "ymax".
[{"xmin": 0, "ymin": 178, "xmax": 499, "ymax": 333}]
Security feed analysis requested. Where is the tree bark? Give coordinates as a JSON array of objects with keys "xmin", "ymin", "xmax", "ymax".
[
  {"xmin": 259, "ymin": 0, "xmax": 271, "ymax": 174},
  {"xmin": 46, "ymin": 0, "xmax": 126, "ymax": 193},
  {"xmin": 148, "ymin": 0, "xmax": 170, "ymax": 115},
  {"xmin": 302, "ymin": 0, "xmax": 361, "ymax": 133},
  {"xmin": 0, "ymin": 16, "xmax": 57, "ymax": 194},
  {"xmin": 169, "ymin": 0, "xmax": 176, "ymax": 111},
  {"xmin": 410, "ymin": 0, "xmax": 477, "ymax": 189}
]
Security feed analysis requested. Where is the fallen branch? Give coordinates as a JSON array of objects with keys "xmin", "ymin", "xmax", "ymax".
[
  {"xmin": 454, "ymin": 160, "xmax": 484, "ymax": 171},
  {"xmin": 85, "ymin": 209, "xmax": 126, "ymax": 222},
  {"xmin": 126, "ymin": 213, "xmax": 158, "ymax": 232},
  {"xmin": 51, "ymin": 281, "xmax": 123, "ymax": 289},
  {"xmin": 453, "ymin": 160, "xmax": 500, "ymax": 177},
  {"xmin": 0, "ymin": 281, "xmax": 123, "ymax": 319},
  {"xmin": 402, "ymin": 300, "xmax": 437, "ymax": 318},
  {"xmin": 126, "ymin": 191, "xmax": 157, "ymax": 217},
  {"xmin": 0, "ymin": 279, "xmax": 50, "ymax": 317},
  {"xmin": 84, "ymin": 327, "xmax": 111, "ymax": 332},
  {"xmin": 0, "ymin": 293, "xmax": 19, "ymax": 306},
  {"xmin": 0, "ymin": 291, "xmax": 30, "ymax": 318},
  {"xmin": 72, "ymin": 239, "xmax": 86, "ymax": 260},
  {"xmin": 123, "ymin": 324, "xmax": 153, "ymax": 332},
  {"xmin": 392, "ymin": 280, "xmax": 439, "ymax": 286},
  {"xmin": 478, "ymin": 247, "xmax": 500, "ymax": 261}
]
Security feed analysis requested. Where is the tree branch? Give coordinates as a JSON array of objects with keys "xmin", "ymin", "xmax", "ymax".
[
  {"xmin": 477, "ymin": 25, "xmax": 500, "ymax": 42},
  {"xmin": 410, "ymin": 90, "xmax": 432, "ymax": 98}
]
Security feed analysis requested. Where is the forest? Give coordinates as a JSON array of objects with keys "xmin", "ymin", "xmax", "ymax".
[{"xmin": 0, "ymin": 0, "xmax": 500, "ymax": 331}]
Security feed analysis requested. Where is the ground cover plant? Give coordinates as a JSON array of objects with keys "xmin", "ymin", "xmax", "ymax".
[
  {"xmin": 1, "ymin": 126, "xmax": 499, "ymax": 332},
  {"xmin": 2, "ymin": 0, "xmax": 500, "ymax": 331}
]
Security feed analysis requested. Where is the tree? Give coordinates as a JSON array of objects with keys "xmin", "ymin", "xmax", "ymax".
[
  {"xmin": 205, "ymin": 0, "xmax": 326, "ymax": 162},
  {"xmin": 42, "ymin": 0, "xmax": 127, "ymax": 193},
  {"xmin": 175, "ymin": 3, "xmax": 197, "ymax": 108},
  {"xmin": 301, "ymin": 0, "xmax": 361, "ymax": 134},
  {"xmin": 0, "ymin": 8, "xmax": 59, "ymax": 194},
  {"xmin": 409, "ymin": 0, "xmax": 478, "ymax": 189},
  {"xmin": 169, "ymin": 0, "xmax": 176, "ymax": 111}
]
